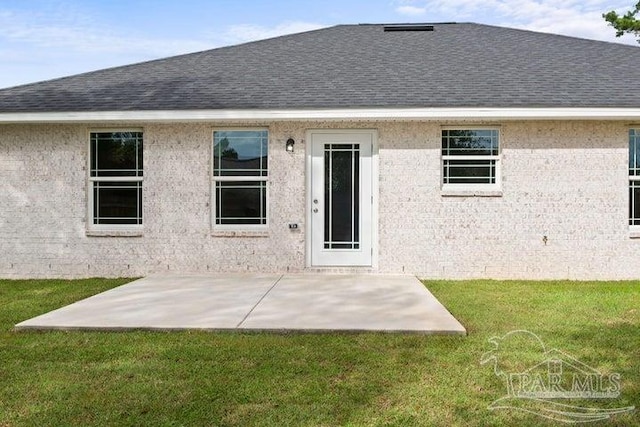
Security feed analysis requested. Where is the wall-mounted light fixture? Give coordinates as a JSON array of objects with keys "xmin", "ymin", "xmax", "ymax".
[{"xmin": 286, "ymin": 138, "xmax": 295, "ymax": 152}]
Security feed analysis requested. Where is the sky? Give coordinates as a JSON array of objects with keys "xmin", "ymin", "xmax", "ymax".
[{"xmin": 0, "ymin": 0, "xmax": 638, "ymax": 89}]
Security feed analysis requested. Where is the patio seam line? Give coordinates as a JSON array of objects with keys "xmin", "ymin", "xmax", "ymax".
[{"xmin": 235, "ymin": 274, "xmax": 284, "ymax": 328}]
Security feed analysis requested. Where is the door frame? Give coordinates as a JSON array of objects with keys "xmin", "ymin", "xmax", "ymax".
[{"xmin": 305, "ymin": 129, "xmax": 379, "ymax": 269}]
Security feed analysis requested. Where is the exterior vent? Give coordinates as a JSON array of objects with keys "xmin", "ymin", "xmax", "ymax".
[{"xmin": 383, "ymin": 24, "xmax": 434, "ymax": 32}]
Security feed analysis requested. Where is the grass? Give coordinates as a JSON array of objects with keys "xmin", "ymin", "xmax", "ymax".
[{"xmin": 0, "ymin": 278, "xmax": 638, "ymax": 426}]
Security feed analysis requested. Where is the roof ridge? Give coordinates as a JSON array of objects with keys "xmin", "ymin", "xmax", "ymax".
[{"xmin": 357, "ymin": 22, "xmax": 459, "ymax": 26}]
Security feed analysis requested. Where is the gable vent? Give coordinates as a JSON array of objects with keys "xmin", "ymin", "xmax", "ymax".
[{"xmin": 383, "ymin": 24, "xmax": 434, "ymax": 32}]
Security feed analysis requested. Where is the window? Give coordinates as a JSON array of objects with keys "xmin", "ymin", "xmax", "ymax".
[
  {"xmin": 212, "ymin": 129, "xmax": 268, "ymax": 229},
  {"xmin": 630, "ymin": 129, "xmax": 640, "ymax": 226},
  {"xmin": 442, "ymin": 128, "xmax": 500, "ymax": 189},
  {"xmin": 89, "ymin": 131, "xmax": 143, "ymax": 228}
]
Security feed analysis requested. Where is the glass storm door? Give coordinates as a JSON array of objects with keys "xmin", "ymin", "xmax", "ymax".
[{"xmin": 310, "ymin": 132, "xmax": 373, "ymax": 266}]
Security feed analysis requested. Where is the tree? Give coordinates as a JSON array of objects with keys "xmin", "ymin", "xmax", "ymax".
[
  {"xmin": 213, "ymin": 137, "xmax": 238, "ymax": 159},
  {"xmin": 603, "ymin": 2, "xmax": 640, "ymax": 41}
]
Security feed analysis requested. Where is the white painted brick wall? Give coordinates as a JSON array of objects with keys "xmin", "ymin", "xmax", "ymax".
[
  {"xmin": 1, "ymin": 120, "xmax": 638, "ymax": 279},
  {"xmin": 377, "ymin": 121, "xmax": 633, "ymax": 279}
]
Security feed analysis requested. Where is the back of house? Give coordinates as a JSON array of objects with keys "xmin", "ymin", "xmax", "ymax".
[{"xmin": 1, "ymin": 23, "xmax": 640, "ymax": 279}]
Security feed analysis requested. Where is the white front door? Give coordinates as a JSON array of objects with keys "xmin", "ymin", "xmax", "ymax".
[{"xmin": 308, "ymin": 131, "xmax": 374, "ymax": 266}]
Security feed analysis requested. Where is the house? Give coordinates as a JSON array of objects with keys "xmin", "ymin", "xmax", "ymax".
[{"xmin": 1, "ymin": 22, "xmax": 640, "ymax": 279}]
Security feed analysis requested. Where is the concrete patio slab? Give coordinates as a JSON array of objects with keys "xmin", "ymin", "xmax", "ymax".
[
  {"xmin": 240, "ymin": 275, "xmax": 465, "ymax": 333},
  {"xmin": 15, "ymin": 274, "xmax": 280, "ymax": 330},
  {"xmin": 14, "ymin": 274, "xmax": 466, "ymax": 334}
]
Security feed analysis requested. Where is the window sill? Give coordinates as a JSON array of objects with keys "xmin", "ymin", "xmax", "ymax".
[
  {"xmin": 441, "ymin": 189, "xmax": 503, "ymax": 197},
  {"xmin": 212, "ymin": 230, "xmax": 270, "ymax": 238},
  {"xmin": 629, "ymin": 229, "xmax": 640, "ymax": 239},
  {"xmin": 86, "ymin": 229, "xmax": 144, "ymax": 237}
]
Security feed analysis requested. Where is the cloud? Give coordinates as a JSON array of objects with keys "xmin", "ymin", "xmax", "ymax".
[
  {"xmin": 496, "ymin": 1, "xmax": 638, "ymax": 44},
  {"xmin": 219, "ymin": 21, "xmax": 326, "ymax": 45},
  {"xmin": 393, "ymin": 0, "xmax": 638, "ymax": 45},
  {"xmin": 396, "ymin": 5, "xmax": 428, "ymax": 16},
  {"xmin": 0, "ymin": 5, "xmax": 326, "ymax": 88},
  {"xmin": 0, "ymin": 7, "xmax": 212, "ymax": 57},
  {"xmin": 0, "ymin": 3, "xmax": 202, "ymax": 86},
  {"xmin": 511, "ymin": 9, "xmax": 637, "ymax": 44}
]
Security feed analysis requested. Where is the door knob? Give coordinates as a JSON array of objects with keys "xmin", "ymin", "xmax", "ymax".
[
  {"xmin": 313, "ymin": 199, "xmax": 318, "ymax": 204},
  {"xmin": 313, "ymin": 208, "xmax": 318, "ymax": 213}
]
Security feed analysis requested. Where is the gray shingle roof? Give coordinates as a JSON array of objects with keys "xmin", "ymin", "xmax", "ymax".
[{"xmin": 1, "ymin": 22, "xmax": 639, "ymax": 112}]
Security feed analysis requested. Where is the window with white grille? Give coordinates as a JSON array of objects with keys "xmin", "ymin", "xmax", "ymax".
[
  {"xmin": 212, "ymin": 129, "xmax": 268, "ymax": 229},
  {"xmin": 89, "ymin": 131, "xmax": 143, "ymax": 229},
  {"xmin": 629, "ymin": 129, "xmax": 640, "ymax": 226},
  {"xmin": 442, "ymin": 128, "xmax": 500, "ymax": 190}
]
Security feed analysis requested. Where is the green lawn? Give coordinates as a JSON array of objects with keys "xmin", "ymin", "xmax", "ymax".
[{"xmin": 0, "ymin": 279, "xmax": 638, "ymax": 426}]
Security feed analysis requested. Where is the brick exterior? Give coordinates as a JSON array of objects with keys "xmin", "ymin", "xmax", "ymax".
[{"xmin": 0, "ymin": 120, "xmax": 636, "ymax": 279}]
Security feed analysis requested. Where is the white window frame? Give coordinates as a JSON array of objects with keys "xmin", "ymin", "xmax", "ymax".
[
  {"xmin": 441, "ymin": 126, "xmax": 501, "ymax": 194},
  {"xmin": 87, "ymin": 129, "xmax": 144, "ymax": 233},
  {"xmin": 211, "ymin": 128, "xmax": 269, "ymax": 232},
  {"xmin": 629, "ymin": 128, "xmax": 640, "ymax": 232}
]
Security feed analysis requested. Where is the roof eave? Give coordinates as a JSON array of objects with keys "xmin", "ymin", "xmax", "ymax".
[{"xmin": 1, "ymin": 107, "xmax": 640, "ymax": 123}]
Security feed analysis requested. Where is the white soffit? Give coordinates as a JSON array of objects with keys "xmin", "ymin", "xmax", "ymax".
[{"xmin": 1, "ymin": 108, "xmax": 640, "ymax": 123}]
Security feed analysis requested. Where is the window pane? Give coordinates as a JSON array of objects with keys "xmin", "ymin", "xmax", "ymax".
[
  {"xmin": 215, "ymin": 181, "xmax": 267, "ymax": 225},
  {"xmin": 90, "ymin": 132, "xmax": 143, "ymax": 177},
  {"xmin": 213, "ymin": 130, "xmax": 268, "ymax": 177},
  {"xmin": 323, "ymin": 144, "xmax": 360, "ymax": 249},
  {"xmin": 630, "ymin": 129, "xmax": 640, "ymax": 176},
  {"xmin": 630, "ymin": 181, "xmax": 640, "ymax": 226},
  {"xmin": 442, "ymin": 129, "xmax": 499, "ymax": 156},
  {"xmin": 444, "ymin": 159, "xmax": 496, "ymax": 184},
  {"xmin": 93, "ymin": 181, "xmax": 142, "ymax": 225}
]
